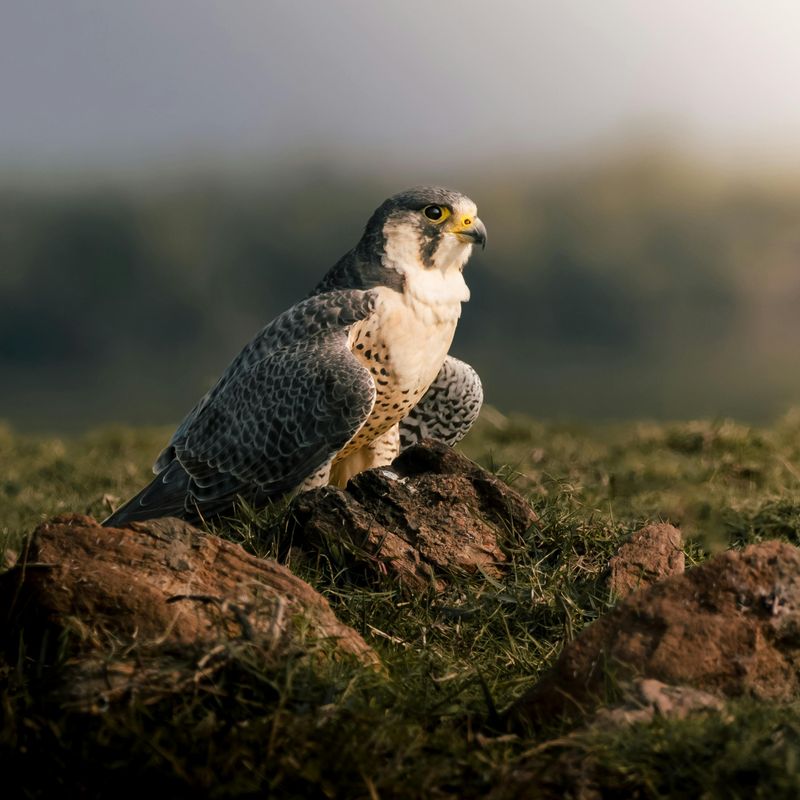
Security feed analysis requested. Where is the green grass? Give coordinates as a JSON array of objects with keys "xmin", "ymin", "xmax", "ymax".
[{"xmin": 3, "ymin": 410, "xmax": 800, "ymax": 797}]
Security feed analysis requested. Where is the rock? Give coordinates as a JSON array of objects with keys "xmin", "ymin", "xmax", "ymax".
[
  {"xmin": 591, "ymin": 678, "xmax": 724, "ymax": 727},
  {"xmin": 290, "ymin": 440, "xmax": 537, "ymax": 592},
  {"xmin": 608, "ymin": 522, "xmax": 684, "ymax": 598},
  {"xmin": 0, "ymin": 514, "xmax": 378, "ymax": 709},
  {"xmin": 2, "ymin": 548, "xmax": 17, "ymax": 570},
  {"xmin": 508, "ymin": 540, "xmax": 800, "ymax": 730}
]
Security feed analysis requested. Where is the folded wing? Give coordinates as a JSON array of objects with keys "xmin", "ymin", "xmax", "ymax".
[{"xmin": 104, "ymin": 291, "xmax": 376, "ymax": 526}]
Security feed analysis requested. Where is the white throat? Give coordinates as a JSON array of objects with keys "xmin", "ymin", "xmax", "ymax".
[{"xmin": 381, "ymin": 220, "xmax": 471, "ymax": 325}]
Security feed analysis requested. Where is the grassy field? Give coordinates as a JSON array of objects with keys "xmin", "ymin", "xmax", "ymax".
[{"xmin": 3, "ymin": 410, "xmax": 800, "ymax": 797}]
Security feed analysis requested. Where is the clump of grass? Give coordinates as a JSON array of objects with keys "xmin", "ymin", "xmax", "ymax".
[{"xmin": 517, "ymin": 698, "xmax": 800, "ymax": 799}]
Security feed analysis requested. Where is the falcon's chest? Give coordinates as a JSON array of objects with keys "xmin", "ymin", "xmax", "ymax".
[
  {"xmin": 352, "ymin": 276, "xmax": 464, "ymax": 388},
  {"xmin": 339, "ymin": 274, "xmax": 467, "ymax": 456}
]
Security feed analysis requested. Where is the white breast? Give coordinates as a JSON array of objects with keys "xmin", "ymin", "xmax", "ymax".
[
  {"xmin": 368, "ymin": 285, "xmax": 459, "ymax": 389},
  {"xmin": 402, "ymin": 266, "xmax": 470, "ymax": 326},
  {"xmin": 338, "ymin": 287, "xmax": 459, "ymax": 465}
]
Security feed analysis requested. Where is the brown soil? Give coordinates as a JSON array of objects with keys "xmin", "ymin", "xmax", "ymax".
[
  {"xmin": 0, "ymin": 513, "xmax": 378, "ymax": 710},
  {"xmin": 509, "ymin": 540, "xmax": 800, "ymax": 730},
  {"xmin": 608, "ymin": 522, "xmax": 684, "ymax": 598},
  {"xmin": 290, "ymin": 440, "xmax": 537, "ymax": 592}
]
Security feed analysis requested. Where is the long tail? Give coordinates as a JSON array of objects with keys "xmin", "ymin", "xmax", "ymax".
[{"xmin": 102, "ymin": 460, "xmax": 193, "ymax": 527}]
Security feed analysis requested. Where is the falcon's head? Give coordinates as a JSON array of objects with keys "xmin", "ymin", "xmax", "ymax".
[
  {"xmin": 361, "ymin": 186, "xmax": 486, "ymax": 276},
  {"xmin": 313, "ymin": 187, "xmax": 486, "ymax": 303}
]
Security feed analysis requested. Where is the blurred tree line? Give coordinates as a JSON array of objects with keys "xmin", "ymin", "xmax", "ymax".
[{"xmin": 3, "ymin": 152, "xmax": 800, "ymax": 432}]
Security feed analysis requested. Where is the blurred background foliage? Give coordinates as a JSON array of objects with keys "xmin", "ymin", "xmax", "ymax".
[
  {"xmin": 3, "ymin": 150, "xmax": 800, "ymax": 431},
  {"xmin": 4, "ymin": 3, "xmax": 800, "ymax": 433}
]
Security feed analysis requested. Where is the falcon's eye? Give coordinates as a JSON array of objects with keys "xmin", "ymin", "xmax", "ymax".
[{"xmin": 423, "ymin": 204, "xmax": 450, "ymax": 223}]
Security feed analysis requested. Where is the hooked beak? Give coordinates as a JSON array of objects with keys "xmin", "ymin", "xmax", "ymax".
[{"xmin": 451, "ymin": 215, "xmax": 487, "ymax": 250}]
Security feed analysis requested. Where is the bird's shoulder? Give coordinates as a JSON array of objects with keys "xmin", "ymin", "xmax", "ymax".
[{"xmin": 250, "ymin": 288, "xmax": 377, "ymax": 352}]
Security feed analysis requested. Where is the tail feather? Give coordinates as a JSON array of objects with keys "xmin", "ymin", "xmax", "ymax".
[{"xmin": 102, "ymin": 460, "xmax": 193, "ymax": 527}]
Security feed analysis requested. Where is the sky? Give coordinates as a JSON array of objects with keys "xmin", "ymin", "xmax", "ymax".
[{"xmin": 2, "ymin": 1, "xmax": 800, "ymax": 174}]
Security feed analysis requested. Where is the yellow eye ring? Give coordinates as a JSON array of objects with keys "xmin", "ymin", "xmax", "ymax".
[{"xmin": 423, "ymin": 204, "xmax": 450, "ymax": 223}]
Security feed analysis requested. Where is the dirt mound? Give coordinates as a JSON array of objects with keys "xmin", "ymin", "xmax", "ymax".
[
  {"xmin": 1, "ymin": 514, "xmax": 377, "ymax": 710},
  {"xmin": 510, "ymin": 540, "xmax": 800, "ymax": 730},
  {"xmin": 608, "ymin": 522, "xmax": 684, "ymax": 598},
  {"xmin": 290, "ymin": 440, "xmax": 537, "ymax": 592}
]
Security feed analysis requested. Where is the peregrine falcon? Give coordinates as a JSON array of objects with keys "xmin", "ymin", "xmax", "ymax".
[{"xmin": 103, "ymin": 187, "xmax": 486, "ymax": 527}]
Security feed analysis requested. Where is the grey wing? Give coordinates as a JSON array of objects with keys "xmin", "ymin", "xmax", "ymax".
[
  {"xmin": 104, "ymin": 290, "xmax": 378, "ymax": 526},
  {"xmin": 398, "ymin": 356, "xmax": 483, "ymax": 450},
  {"xmin": 154, "ymin": 289, "xmax": 375, "ymax": 473},
  {"xmin": 177, "ymin": 334, "xmax": 374, "ymax": 500},
  {"xmin": 105, "ymin": 333, "xmax": 375, "ymax": 525}
]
